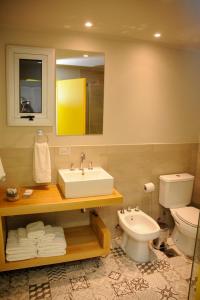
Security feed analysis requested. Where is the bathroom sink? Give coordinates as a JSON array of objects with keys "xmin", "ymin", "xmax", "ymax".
[{"xmin": 58, "ymin": 167, "xmax": 114, "ymax": 198}]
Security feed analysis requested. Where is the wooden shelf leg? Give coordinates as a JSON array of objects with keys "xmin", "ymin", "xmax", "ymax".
[
  {"xmin": 0, "ymin": 216, "xmax": 6, "ymax": 265},
  {"xmin": 90, "ymin": 212, "xmax": 111, "ymax": 255}
]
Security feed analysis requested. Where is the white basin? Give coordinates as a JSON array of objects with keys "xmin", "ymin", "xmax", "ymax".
[{"xmin": 58, "ymin": 167, "xmax": 114, "ymax": 198}]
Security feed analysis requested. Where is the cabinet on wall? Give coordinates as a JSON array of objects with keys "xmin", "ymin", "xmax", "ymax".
[{"xmin": 0, "ymin": 185, "xmax": 123, "ymax": 272}]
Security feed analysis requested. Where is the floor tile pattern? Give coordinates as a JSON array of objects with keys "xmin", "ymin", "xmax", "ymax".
[{"xmin": 0, "ymin": 239, "xmax": 192, "ymax": 300}]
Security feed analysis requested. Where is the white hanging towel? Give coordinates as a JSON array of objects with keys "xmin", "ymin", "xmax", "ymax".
[
  {"xmin": 0, "ymin": 157, "xmax": 6, "ymax": 182},
  {"xmin": 33, "ymin": 142, "xmax": 51, "ymax": 183}
]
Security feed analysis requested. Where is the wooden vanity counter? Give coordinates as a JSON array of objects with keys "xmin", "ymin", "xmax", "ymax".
[
  {"xmin": 0, "ymin": 185, "xmax": 123, "ymax": 272},
  {"xmin": 0, "ymin": 185, "xmax": 123, "ymax": 216}
]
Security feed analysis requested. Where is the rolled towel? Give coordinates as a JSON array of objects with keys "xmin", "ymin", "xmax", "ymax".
[
  {"xmin": 37, "ymin": 225, "xmax": 56, "ymax": 244},
  {"xmin": 37, "ymin": 226, "xmax": 66, "ymax": 249},
  {"xmin": 7, "ymin": 230, "xmax": 17, "ymax": 238},
  {"xmin": 44, "ymin": 225, "xmax": 56, "ymax": 240},
  {"xmin": 17, "ymin": 228, "xmax": 35, "ymax": 246},
  {"xmin": 26, "ymin": 221, "xmax": 45, "ymax": 240},
  {"xmin": 17, "ymin": 228, "xmax": 28, "ymax": 242},
  {"xmin": 7, "ymin": 230, "xmax": 21, "ymax": 245},
  {"xmin": 53, "ymin": 226, "xmax": 64, "ymax": 234}
]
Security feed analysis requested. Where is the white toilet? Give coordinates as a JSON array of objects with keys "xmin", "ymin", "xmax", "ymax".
[
  {"xmin": 159, "ymin": 173, "xmax": 199, "ymax": 257},
  {"xmin": 118, "ymin": 208, "xmax": 160, "ymax": 263}
]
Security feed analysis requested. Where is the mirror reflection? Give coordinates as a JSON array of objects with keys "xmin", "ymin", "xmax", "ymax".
[
  {"xmin": 56, "ymin": 49, "xmax": 104, "ymax": 135},
  {"xmin": 19, "ymin": 59, "xmax": 42, "ymax": 113}
]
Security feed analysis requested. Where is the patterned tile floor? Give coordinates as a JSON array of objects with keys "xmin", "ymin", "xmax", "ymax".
[{"xmin": 0, "ymin": 237, "xmax": 193, "ymax": 300}]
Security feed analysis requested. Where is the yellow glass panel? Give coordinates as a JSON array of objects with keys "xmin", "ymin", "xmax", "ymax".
[
  {"xmin": 196, "ymin": 266, "xmax": 200, "ymax": 300},
  {"xmin": 56, "ymin": 78, "xmax": 86, "ymax": 135}
]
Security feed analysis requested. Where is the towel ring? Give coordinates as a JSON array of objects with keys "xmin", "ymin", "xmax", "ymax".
[{"xmin": 35, "ymin": 129, "xmax": 48, "ymax": 143}]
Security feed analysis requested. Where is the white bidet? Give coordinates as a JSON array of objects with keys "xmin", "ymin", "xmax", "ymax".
[{"xmin": 118, "ymin": 208, "xmax": 160, "ymax": 263}]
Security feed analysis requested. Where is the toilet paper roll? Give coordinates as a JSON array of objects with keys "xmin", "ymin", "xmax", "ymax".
[
  {"xmin": 144, "ymin": 182, "xmax": 155, "ymax": 193},
  {"xmin": 0, "ymin": 158, "xmax": 6, "ymax": 182}
]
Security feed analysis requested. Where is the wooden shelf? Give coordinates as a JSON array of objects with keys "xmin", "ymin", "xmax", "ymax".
[
  {"xmin": 0, "ymin": 213, "xmax": 110, "ymax": 272},
  {"xmin": 0, "ymin": 185, "xmax": 123, "ymax": 216},
  {"xmin": 0, "ymin": 185, "xmax": 122, "ymax": 271}
]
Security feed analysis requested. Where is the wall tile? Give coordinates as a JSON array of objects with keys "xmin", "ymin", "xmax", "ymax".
[{"xmin": 0, "ymin": 143, "xmax": 198, "ymax": 235}]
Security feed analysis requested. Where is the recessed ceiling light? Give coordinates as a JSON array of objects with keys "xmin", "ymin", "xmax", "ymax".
[
  {"xmin": 85, "ymin": 21, "xmax": 93, "ymax": 28},
  {"xmin": 83, "ymin": 54, "xmax": 89, "ymax": 58},
  {"xmin": 154, "ymin": 32, "xmax": 161, "ymax": 38}
]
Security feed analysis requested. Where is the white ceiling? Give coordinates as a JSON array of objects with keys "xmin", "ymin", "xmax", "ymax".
[{"xmin": 1, "ymin": 0, "xmax": 200, "ymax": 49}]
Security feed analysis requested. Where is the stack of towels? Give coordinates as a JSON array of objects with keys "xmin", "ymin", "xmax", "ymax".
[
  {"xmin": 6, "ymin": 221, "xmax": 67, "ymax": 261},
  {"xmin": 6, "ymin": 228, "xmax": 37, "ymax": 261},
  {"xmin": 37, "ymin": 225, "xmax": 66, "ymax": 257}
]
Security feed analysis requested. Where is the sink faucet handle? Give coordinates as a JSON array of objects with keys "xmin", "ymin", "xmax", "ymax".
[
  {"xmin": 80, "ymin": 152, "xmax": 86, "ymax": 160},
  {"xmin": 88, "ymin": 161, "xmax": 93, "ymax": 170},
  {"xmin": 80, "ymin": 152, "xmax": 86, "ymax": 171},
  {"xmin": 70, "ymin": 163, "xmax": 75, "ymax": 171},
  {"xmin": 127, "ymin": 206, "xmax": 131, "ymax": 212},
  {"xmin": 135, "ymin": 206, "xmax": 140, "ymax": 211}
]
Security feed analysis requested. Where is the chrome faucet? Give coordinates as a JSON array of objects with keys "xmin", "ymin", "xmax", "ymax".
[
  {"xmin": 88, "ymin": 161, "xmax": 93, "ymax": 170},
  {"xmin": 126, "ymin": 206, "xmax": 131, "ymax": 212},
  {"xmin": 80, "ymin": 152, "xmax": 86, "ymax": 175},
  {"xmin": 70, "ymin": 163, "xmax": 75, "ymax": 171}
]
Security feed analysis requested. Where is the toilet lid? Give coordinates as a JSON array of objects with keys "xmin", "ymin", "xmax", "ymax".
[{"xmin": 174, "ymin": 207, "xmax": 199, "ymax": 227}]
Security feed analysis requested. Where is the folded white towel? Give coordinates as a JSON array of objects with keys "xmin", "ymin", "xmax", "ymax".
[
  {"xmin": 37, "ymin": 250, "xmax": 66, "ymax": 257},
  {"xmin": 6, "ymin": 224, "xmax": 66, "ymax": 261},
  {"xmin": 6, "ymin": 248, "xmax": 37, "ymax": 255},
  {"xmin": 33, "ymin": 142, "xmax": 51, "ymax": 183},
  {"xmin": 26, "ymin": 221, "xmax": 45, "ymax": 240},
  {"xmin": 6, "ymin": 253, "xmax": 36, "ymax": 261},
  {"xmin": 37, "ymin": 240, "xmax": 66, "ymax": 248},
  {"xmin": 37, "ymin": 245, "xmax": 66, "ymax": 251},
  {"xmin": 37, "ymin": 226, "xmax": 66, "ymax": 249},
  {"xmin": 6, "ymin": 242, "xmax": 36, "ymax": 252}
]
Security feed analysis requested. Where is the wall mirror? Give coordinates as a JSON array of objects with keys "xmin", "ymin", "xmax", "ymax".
[
  {"xmin": 56, "ymin": 49, "xmax": 105, "ymax": 135},
  {"xmin": 6, "ymin": 45, "xmax": 54, "ymax": 126}
]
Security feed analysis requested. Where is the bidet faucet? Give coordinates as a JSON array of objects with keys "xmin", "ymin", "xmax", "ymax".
[{"xmin": 80, "ymin": 152, "xmax": 86, "ymax": 175}]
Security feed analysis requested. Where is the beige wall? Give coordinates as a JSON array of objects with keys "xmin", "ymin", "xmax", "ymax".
[
  {"xmin": 0, "ymin": 28, "xmax": 199, "ymax": 233},
  {"xmin": 1, "ymin": 28, "xmax": 200, "ymax": 147}
]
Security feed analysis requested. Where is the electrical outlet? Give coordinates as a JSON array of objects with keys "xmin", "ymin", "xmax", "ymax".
[{"xmin": 58, "ymin": 147, "xmax": 71, "ymax": 156}]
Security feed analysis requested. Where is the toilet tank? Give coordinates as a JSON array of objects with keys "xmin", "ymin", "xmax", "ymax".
[{"xmin": 159, "ymin": 173, "xmax": 194, "ymax": 208}]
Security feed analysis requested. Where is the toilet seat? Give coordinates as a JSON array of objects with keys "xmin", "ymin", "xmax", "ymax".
[{"xmin": 171, "ymin": 206, "xmax": 199, "ymax": 228}]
